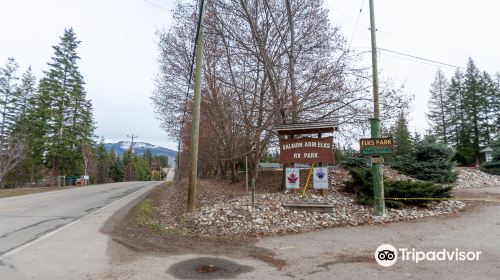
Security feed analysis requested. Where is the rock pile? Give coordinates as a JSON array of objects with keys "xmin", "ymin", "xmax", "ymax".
[
  {"xmin": 454, "ymin": 168, "xmax": 500, "ymax": 189},
  {"xmin": 182, "ymin": 190, "xmax": 466, "ymax": 238}
]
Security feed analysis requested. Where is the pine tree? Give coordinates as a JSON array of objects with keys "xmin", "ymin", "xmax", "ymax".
[
  {"xmin": 446, "ymin": 69, "xmax": 465, "ymax": 147},
  {"xmin": 393, "ymin": 112, "xmax": 412, "ymax": 157},
  {"xmin": 0, "ymin": 58, "xmax": 28, "ymax": 184},
  {"xmin": 12, "ymin": 67, "xmax": 37, "ymax": 133},
  {"xmin": 8, "ymin": 67, "xmax": 39, "ymax": 185},
  {"xmin": 109, "ymin": 150, "xmax": 124, "ymax": 182},
  {"xmin": 463, "ymin": 58, "xmax": 488, "ymax": 159},
  {"xmin": 38, "ymin": 28, "xmax": 95, "ymax": 176},
  {"xmin": 96, "ymin": 140, "xmax": 110, "ymax": 183},
  {"xmin": 0, "ymin": 58, "xmax": 20, "ymax": 150},
  {"xmin": 492, "ymin": 72, "xmax": 500, "ymax": 139},
  {"xmin": 427, "ymin": 69, "xmax": 450, "ymax": 143},
  {"xmin": 480, "ymin": 71, "xmax": 497, "ymax": 143}
]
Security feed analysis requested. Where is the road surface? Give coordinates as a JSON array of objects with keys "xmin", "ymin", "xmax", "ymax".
[
  {"xmin": 0, "ymin": 177, "xmax": 167, "ymax": 279},
  {"xmin": 1, "ymin": 173, "xmax": 499, "ymax": 279}
]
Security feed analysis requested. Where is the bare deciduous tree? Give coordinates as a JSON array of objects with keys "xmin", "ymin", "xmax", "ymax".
[{"xmin": 0, "ymin": 135, "xmax": 26, "ymax": 186}]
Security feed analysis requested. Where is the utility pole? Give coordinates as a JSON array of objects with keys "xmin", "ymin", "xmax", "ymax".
[
  {"xmin": 126, "ymin": 134, "xmax": 138, "ymax": 181},
  {"xmin": 245, "ymin": 155, "xmax": 249, "ymax": 193},
  {"xmin": 187, "ymin": 0, "xmax": 205, "ymax": 213},
  {"xmin": 368, "ymin": 0, "xmax": 385, "ymax": 216},
  {"xmin": 127, "ymin": 134, "xmax": 138, "ymax": 154},
  {"xmin": 174, "ymin": 141, "xmax": 180, "ymax": 181}
]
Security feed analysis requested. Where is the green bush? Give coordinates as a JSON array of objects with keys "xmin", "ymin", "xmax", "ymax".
[
  {"xmin": 454, "ymin": 146, "xmax": 477, "ymax": 166},
  {"xmin": 480, "ymin": 161, "xmax": 500, "ymax": 176},
  {"xmin": 340, "ymin": 157, "xmax": 369, "ymax": 168},
  {"xmin": 395, "ymin": 143, "xmax": 457, "ymax": 184},
  {"xmin": 346, "ymin": 168, "xmax": 453, "ymax": 208}
]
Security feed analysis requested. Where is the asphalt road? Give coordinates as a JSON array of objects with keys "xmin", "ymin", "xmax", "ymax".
[{"xmin": 0, "ymin": 181, "xmax": 162, "ymax": 257}]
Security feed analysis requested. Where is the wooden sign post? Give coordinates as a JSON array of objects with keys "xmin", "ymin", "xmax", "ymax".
[{"xmin": 273, "ymin": 122, "xmax": 337, "ymax": 194}]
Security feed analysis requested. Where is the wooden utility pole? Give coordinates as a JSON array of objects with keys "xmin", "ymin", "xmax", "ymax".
[
  {"xmin": 187, "ymin": 0, "xmax": 205, "ymax": 213},
  {"xmin": 174, "ymin": 141, "xmax": 180, "ymax": 181},
  {"xmin": 126, "ymin": 134, "xmax": 138, "ymax": 181},
  {"xmin": 368, "ymin": 0, "xmax": 385, "ymax": 216},
  {"xmin": 127, "ymin": 134, "xmax": 138, "ymax": 154}
]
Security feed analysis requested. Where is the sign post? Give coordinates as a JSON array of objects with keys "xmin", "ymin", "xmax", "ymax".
[
  {"xmin": 368, "ymin": 0, "xmax": 385, "ymax": 216},
  {"xmin": 313, "ymin": 167, "xmax": 329, "ymax": 190},
  {"xmin": 285, "ymin": 168, "xmax": 300, "ymax": 190}
]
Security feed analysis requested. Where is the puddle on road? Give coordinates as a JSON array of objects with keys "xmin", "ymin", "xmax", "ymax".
[{"xmin": 167, "ymin": 257, "xmax": 253, "ymax": 279}]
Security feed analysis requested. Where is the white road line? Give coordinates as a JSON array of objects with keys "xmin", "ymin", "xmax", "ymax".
[{"xmin": 0, "ymin": 182, "xmax": 158, "ymax": 259}]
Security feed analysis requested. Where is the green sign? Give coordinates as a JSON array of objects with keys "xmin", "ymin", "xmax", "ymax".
[{"xmin": 359, "ymin": 137, "xmax": 394, "ymax": 156}]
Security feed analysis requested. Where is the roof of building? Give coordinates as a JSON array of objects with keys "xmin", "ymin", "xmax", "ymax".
[
  {"xmin": 272, "ymin": 121, "xmax": 338, "ymax": 136},
  {"xmin": 259, "ymin": 162, "xmax": 281, "ymax": 168},
  {"xmin": 480, "ymin": 147, "xmax": 494, "ymax": 153}
]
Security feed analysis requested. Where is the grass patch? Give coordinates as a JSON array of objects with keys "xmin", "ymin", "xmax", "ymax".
[
  {"xmin": 0, "ymin": 186, "xmax": 76, "ymax": 198},
  {"xmin": 129, "ymin": 182, "xmax": 185, "ymax": 235}
]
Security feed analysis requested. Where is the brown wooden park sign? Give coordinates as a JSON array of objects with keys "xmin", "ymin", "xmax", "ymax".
[{"xmin": 279, "ymin": 136, "xmax": 334, "ymax": 164}]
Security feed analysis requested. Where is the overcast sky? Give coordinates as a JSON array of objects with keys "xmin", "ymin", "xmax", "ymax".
[{"xmin": 1, "ymin": 0, "xmax": 499, "ymax": 150}]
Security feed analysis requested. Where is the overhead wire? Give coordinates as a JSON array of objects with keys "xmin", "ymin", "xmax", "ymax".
[
  {"xmin": 141, "ymin": 0, "xmax": 169, "ymax": 12},
  {"xmin": 377, "ymin": 48, "xmax": 464, "ymax": 69},
  {"xmin": 347, "ymin": 0, "xmax": 366, "ymax": 51},
  {"xmin": 331, "ymin": 5, "xmax": 500, "ymax": 68},
  {"xmin": 178, "ymin": 0, "xmax": 205, "ymax": 144}
]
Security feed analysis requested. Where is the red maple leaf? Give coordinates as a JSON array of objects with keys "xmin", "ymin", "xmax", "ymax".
[{"xmin": 287, "ymin": 173, "xmax": 298, "ymax": 183}]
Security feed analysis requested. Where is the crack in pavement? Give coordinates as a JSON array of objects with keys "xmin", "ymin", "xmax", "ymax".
[
  {"xmin": 0, "ymin": 217, "xmax": 76, "ymax": 239},
  {"xmin": 0, "ymin": 217, "xmax": 79, "ymax": 256}
]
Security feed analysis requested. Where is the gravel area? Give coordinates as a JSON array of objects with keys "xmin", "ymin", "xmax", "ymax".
[
  {"xmin": 156, "ymin": 166, "xmax": 484, "ymax": 239},
  {"xmin": 179, "ymin": 191, "xmax": 466, "ymax": 238},
  {"xmin": 453, "ymin": 168, "xmax": 500, "ymax": 189}
]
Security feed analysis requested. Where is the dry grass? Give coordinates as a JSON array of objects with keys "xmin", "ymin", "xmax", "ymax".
[{"xmin": 0, "ymin": 186, "xmax": 77, "ymax": 198}]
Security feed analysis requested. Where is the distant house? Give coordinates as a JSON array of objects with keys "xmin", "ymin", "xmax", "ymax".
[
  {"xmin": 259, "ymin": 162, "xmax": 281, "ymax": 170},
  {"xmin": 480, "ymin": 147, "xmax": 494, "ymax": 163},
  {"xmin": 258, "ymin": 162, "xmax": 312, "ymax": 170}
]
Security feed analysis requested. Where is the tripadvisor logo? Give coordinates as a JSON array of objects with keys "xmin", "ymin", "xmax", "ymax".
[{"xmin": 375, "ymin": 244, "xmax": 481, "ymax": 267}]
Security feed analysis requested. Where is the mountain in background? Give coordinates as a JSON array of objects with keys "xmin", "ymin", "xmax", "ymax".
[{"xmin": 103, "ymin": 141, "xmax": 177, "ymax": 163}]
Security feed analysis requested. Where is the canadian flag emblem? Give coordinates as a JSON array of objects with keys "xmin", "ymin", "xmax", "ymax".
[{"xmin": 287, "ymin": 173, "xmax": 298, "ymax": 183}]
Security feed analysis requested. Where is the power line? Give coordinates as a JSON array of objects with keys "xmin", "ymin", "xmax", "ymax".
[
  {"xmin": 175, "ymin": 0, "xmax": 204, "ymax": 181},
  {"xmin": 179, "ymin": 0, "xmax": 204, "ymax": 132},
  {"xmin": 347, "ymin": 0, "xmax": 366, "ymax": 51},
  {"xmin": 331, "ymin": 5, "xmax": 500, "ymax": 67},
  {"xmin": 140, "ymin": 0, "xmax": 169, "ymax": 11},
  {"xmin": 377, "ymin": 29, "xmax": 500, "ymax": 65},
  {"xmin": 377, "ymin": 48, "xmax": 464, "ymax": 69},
  {"xmin": 330, "ymin": 7, "xmax": 369, "ymax": 28}
]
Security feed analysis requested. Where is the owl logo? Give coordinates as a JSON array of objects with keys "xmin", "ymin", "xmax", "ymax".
[{"xmin": 316, "ymin": 169, "xmax": 325, "ymax": 179}]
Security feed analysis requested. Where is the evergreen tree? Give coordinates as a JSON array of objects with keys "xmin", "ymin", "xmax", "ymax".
[
  {"xmin": 492, "ymin": 72, "xmax": 500, "ymax": 140},
  {"xmin": 14, "ymin": 67, "xmax": 37, "ymax": 132},
  {"xmin": 95, "ymin": 140, "xmax": 110, "ymax": 183},
  {"xmin": 8, "ymin": 67, "xmax": 39, "ymax": 185},
  {"xmin": 446, "ymin": 69, "xmax": 465, "ymax": 147},
  {"xmin": 38, "ymin": 28, "xmax": 95, "ymax": 176},
  {"xmin": 393, "ymin": 112, "xmax": 412, "ymax": 157},
  {"xmin": 427, "ymin": 69, "xmax": 450, "ymax": 143},
  {"xmin": 109, "ymin": 150, "xmax": 124, "ymax": 182},
  {"xmin": 463, "ymin": 58, "xmax": 488, "ymax": 159},
  {"xmin": 0, "ymin": 58, "xmax": 20, "ymax": 150},
  {"xmin": 480, "ymin": 71, "xmax": 497, "ymax": 143}
]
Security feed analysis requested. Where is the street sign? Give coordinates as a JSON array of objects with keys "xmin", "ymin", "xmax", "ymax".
[
  {"xmin": 285, "ymin": 168, "xmax": 300, "ymax": 189},
  {"xmin": 279, "ymin": 136, "xmax": 334, "ymax": 164},
  {"xmin": 359, "ymin": 137, "xmax": 394, "ymax": 156},
  {"xmin": 313, "ymin": 167, "xmax": 329, "ymax": 189},
  {"xmin": 371, "ymin": 157, "xmax": 384, "ymax": 164}
]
